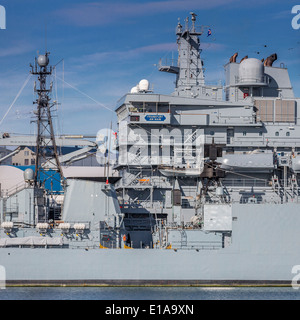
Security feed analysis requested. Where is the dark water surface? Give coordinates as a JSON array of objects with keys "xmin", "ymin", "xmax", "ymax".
[{"xmin": 0, "ymin": 286, "xmax": 300, "ymax": 300}]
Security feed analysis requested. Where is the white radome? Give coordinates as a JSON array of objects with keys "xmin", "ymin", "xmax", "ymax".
[
  {"xmin": 130, "ymin": 86, "xmax": 139, "ymax": 93},
  {"xmin": 37, "ymin": 55, "xmax": 49, "ymax": 67},
  {"xmin": 239, "ymin": 58, "xmax": 264, "ymax": 84},
  {"xmin": 139, "ymin": 79, "xmax": 149, "ymax": 91}
]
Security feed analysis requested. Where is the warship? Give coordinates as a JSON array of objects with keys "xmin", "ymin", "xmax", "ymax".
[{"xmin": 0, "ymin": 12, "xmax": 300, "ymax": 286}]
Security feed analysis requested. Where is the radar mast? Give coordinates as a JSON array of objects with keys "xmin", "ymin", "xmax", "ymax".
[
  {"xmin": 30, "ymin": 52, "xmax": 64, "ymax": 188},
  {"xmin": 159, "ymin": 12, "xmax": 208, "ymax": 97}
]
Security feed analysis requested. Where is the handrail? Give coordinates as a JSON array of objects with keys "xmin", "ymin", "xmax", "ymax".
[{"xmin": 1, "ymin": 181, "xmax": 28, "ymax": 198}]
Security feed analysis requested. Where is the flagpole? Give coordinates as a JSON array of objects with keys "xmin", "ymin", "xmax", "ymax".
[{"xmin": 106, "ymin": 121, "xmax": 112, "ymax": 185}]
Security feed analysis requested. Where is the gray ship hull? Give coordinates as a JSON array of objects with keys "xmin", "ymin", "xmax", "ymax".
[{"xmin": 1, "ymin": 204, "xmax": 299, "ymax": 286}]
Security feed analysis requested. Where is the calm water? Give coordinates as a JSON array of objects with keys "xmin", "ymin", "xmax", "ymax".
[{"xmin": 0, "ymin": 286, "xmax": 300, "ymax": 300}]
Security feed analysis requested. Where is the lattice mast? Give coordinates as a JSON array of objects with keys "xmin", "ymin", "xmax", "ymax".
[{"xmin": 30, "ymin": 52, "xmax": 64, "ymax": 188}]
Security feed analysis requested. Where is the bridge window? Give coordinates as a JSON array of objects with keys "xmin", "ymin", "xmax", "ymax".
[{"xmin": 130, "ymin": 116, "xmax": 140, "ymax": 122}]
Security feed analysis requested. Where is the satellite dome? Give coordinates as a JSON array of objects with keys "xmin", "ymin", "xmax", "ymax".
[
  {"xmin": 24, "ymin": 168, "xmax": 34, "ymax": 182},
  {"xmin": 37, "ymin": 55, "xmax": 49, "ymax": 67},
  {"xmin": 139, "ymin": 79, "xmax": 149, "ymax": 91},
  {"xmin": 130, "ymin": 86, "xmax": 139, "ymax": 93},
  {"xmin": 239, "ymin": 58, "xmax": 265, "ymax": 85}
]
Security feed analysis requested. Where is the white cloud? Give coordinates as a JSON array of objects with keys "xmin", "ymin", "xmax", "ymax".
[
  {"xmin": 54, "ymin": 0, "xmax": 242, "ymax": 27},
  {"xmin": 0, "ymin": 41, "xmax": 34, "ymax": 58}
]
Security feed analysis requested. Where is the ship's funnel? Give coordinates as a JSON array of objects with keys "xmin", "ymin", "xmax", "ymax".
[
  {"xmin": 240, "ymin": 56, "xmax": 248, "ymax": 63},
  {"xmin": 264, "ymin": 53, "xmax": 277, "ymax": 67},
  {"xmin": 229, "ymin": 52, "xmax": 238, "ymax": 63}
]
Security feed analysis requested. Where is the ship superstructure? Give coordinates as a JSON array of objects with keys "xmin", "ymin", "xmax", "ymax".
[
  {"xmin": 0, "ymin": 13, "xmax": 299, "ymax": 285},
  {"xmin": 114, "ymin": 13, "xmax": 300, "ymax": 248}
]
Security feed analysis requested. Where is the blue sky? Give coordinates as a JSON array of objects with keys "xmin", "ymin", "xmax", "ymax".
[{"xmin": 0, "ymin": 0, "xmax": 299, "ymax": 136}]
